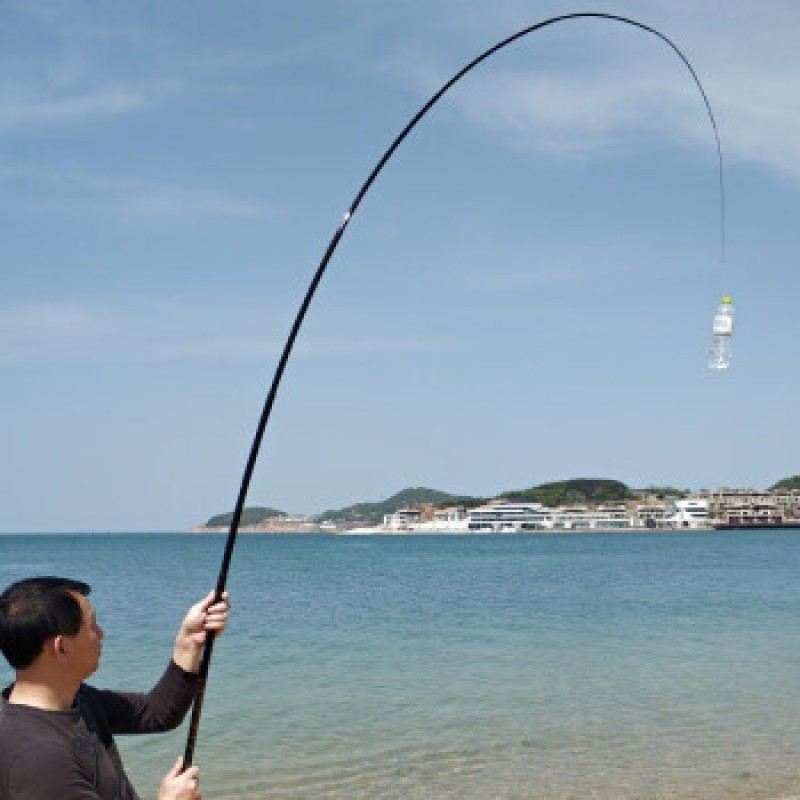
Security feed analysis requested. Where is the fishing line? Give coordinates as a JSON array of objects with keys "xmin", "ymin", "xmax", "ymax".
[{"xmin": 183, "ymin": 12, "xmax": 726, "ymax": 766}]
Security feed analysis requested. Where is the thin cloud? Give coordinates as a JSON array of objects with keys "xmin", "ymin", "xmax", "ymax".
[
  {"xmin": 453, "ymin": 68, "xmax": 701, "ymax": 158},
  {"xmin": 0, "ymin": 301, "xmax": 448, "ymax": 365},
  {"xmin": 0, "ymin": 301, "xmax": 273, "ymax": 364},
  {"xmin": 146, "ymin": 335, "xmax": 453, "ymax": 362},
  {"xmin": 294, "ymin": 336, "xmax": 458, "ymax": 358},
  {"xmin": 379, "ymin": 34, "xmax": 716, "ymax": 162},
  {"xmin": 1, "ymin": 168, "xmax": 271, "ymax": 222},
  {"xmin": 0, "ymin": 302, "xmax": 98, "ymax": 363},
  {"xmin": 710, "ymin": 66, "xmax": 800, "ymax": 179},
  {"xmin": 107, "ymin": 179, "xmax": 271, "ymax": 221},
  {"xmin": 0, "ymin": 88, "xmax": 147, "ymax": 131},
  {"xmin": 145, "ymin": 339, "xmax": 281, "ymax": 362},
  {"xmin": 384, "ymin": 0, "xmax": 800, "ymax": 179}
]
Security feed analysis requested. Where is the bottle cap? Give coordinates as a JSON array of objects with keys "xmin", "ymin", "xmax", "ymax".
[{"xmin": 721, "ymin": 296, "xmax": 733, "ymax": 304}]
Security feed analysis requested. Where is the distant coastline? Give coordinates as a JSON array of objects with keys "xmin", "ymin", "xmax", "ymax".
[
  {"xmin": 191, "ymin": 479, "xmax": 800, "ymax": 536},
  {"xmin": 190, "ymin": 521, "xmax": 332, "ymax": 535}
]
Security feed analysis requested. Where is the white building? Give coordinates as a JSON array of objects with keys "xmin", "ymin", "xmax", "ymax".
[
  {"xmin": 428, "ymin": 506, "xmax": 469, "ymax": 531},
  {"xmin": 467, "ymin": 501, "xmax": 554, "ymax": 532},
  {"xmin": 376, "ymin": 496, "xmax": 715, "ymax": 534},
  {"xmin": 465, "ymin": 501, "xmax": 635, "ymax": 532},
  {"xmin": 383, "ymin": 508, "xmax": 423, "ymax": 531},
  {"xmin": 635, "ymin": 504, "xmax": 674, "ymax": 528},
  {"xmin": 551, "ymin": 504, "xmax": 633, "ymax": 530},
  {"xmin": 667, "ymin": 498, "xmax": 710, "ymax": 528}
]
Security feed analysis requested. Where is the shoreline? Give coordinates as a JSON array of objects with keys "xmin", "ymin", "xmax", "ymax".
[{"xmin": 189, "ymin": 524, "xmax": 800, "ymax": 535}]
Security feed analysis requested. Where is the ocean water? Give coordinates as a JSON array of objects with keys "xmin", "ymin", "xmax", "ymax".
[{"xmin": 2, "ymin": 530, "xmax": 800, "ymax": 799}]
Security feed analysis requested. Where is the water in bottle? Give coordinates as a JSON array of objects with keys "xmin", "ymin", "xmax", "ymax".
[{"xmin": 708, "ymin": 296, "xmax": 734, "ymax": 369}]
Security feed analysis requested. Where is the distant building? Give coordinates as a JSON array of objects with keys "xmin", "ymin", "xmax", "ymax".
[
  {"xmin": 467, "ymin": 501, "xmax": 553, "ymax": 532},
  {"xmin": 429, "ymin": 506, "xmax": 469, "ymax": 530},
  {"xmin": 383, "ymin": 507, "xmax": 423, "ymax": 531},
  {"xmin": 371, "ymin": 489, "xmax": 800, "ymax": 535},
  {"xmin": 551, "ymin": 505, "xmax": 632, "ymax": 530},
  {"xmin": 703, "ymin": 489, "xmax": 800, "ymax": 523},
  {"xmin": 635, "ymin": 503, "xmax": 673, "ymax": 528},
  {"xmin": 667, "ymin": 498, "xmax": 710, "ymax": 528}
]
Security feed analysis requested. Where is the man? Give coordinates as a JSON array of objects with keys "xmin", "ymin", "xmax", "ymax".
[{"xmin": 0, "ymin": 576, "xmax": 230, "ymax": 799}]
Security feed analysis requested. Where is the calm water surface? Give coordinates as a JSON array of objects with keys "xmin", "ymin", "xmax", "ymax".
[{"xmin": 2, "ymin": 530, "xmax": 800, "ymax": 799}]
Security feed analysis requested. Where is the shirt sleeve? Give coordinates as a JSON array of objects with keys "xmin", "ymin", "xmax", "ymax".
[{"xmin": 87, "ymin": 660, "xmax": 200, "ymax": 735}]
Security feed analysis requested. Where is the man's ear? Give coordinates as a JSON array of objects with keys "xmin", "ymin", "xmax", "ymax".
[{"xmin": 51, "ymin": 635, "xmax": 70, "ymax": 660}]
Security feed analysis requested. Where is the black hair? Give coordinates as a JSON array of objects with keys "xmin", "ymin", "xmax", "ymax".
[{"xmin": 0, "ymin": 576, "xmax": 91, "ymax": 670}]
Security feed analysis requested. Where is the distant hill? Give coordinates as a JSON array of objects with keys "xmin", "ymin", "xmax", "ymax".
[
  {"xmin": 500, "ymin": 478, "xmax": 635, "ymax": 507},
  {"xmin": 771, "ymin": 475, "xmax": 800, "ymax": 491},
  {"xmin": 637, "ymin": 485, "xmax": 689, "ymax": 500},
  {"xmin": 199, "ymin": 476, "xmax": 799, "ymax": 531},
  {"xmin": 315, "ymin": 487, "xmax": 482, "ymax": 528},
  {"xmin": 205, "ymin": 507, "xmax": 287, "ymax": 527}
]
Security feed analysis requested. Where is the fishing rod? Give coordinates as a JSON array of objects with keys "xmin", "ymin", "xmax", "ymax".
[{"xmin": 183, "ymin": 11, "xmax": 726, "ymax": 766}]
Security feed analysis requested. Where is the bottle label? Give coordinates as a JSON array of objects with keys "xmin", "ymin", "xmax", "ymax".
[{"xmin": 713, "ymin": 315, "xmax": 733, "ymax": 335}]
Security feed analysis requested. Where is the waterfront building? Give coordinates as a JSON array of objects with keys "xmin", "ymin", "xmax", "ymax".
[
  {"xmin": 467, "ymin": 501, "xmax": 553, "ymax": 532},
  {"xmin": 551, "ymin": 504, "xmax": 633, "ymax": 530},
  {"xmin": 635, "ymin": 504, "xmax": 674, "ymax": 528},
  {"xmin": 430, "ymin": 506, "xmax": 469, "ymax": 530},
  {"xmin": 383, "ymin": 507, "xmax": 423, "ymax": 531},
  {"xmin": 667, "ymin": 498, "xmax": 710, "ymax": 529},
  {"xmin": 717, "ymin": 503, "xmax": 785, "ymax": 527},
  {"xmin": 703, "ymin": 489, "xmax": 800, "ymax": 523},
  {"xmin": 369, "ymin": 490, "xmax": 800, "ymax": 535}
]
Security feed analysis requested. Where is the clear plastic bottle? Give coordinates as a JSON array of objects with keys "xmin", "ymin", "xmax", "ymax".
[{"xmin": 708, "ymin": 296, "xmax": 734, "ymax": 369}]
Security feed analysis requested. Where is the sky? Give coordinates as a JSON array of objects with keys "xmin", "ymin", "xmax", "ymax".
[{"xmin": 1, "ymin": 0, "xmax": 799, "ymax": 532}]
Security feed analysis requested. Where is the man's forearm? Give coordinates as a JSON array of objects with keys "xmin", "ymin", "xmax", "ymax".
[{"xmin": 172, "ymin": 635, "xmax": 202, "ymax": 674}]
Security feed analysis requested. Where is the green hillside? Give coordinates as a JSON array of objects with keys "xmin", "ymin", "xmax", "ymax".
[
  {"xmin": 771, "ymin": 475, "xmax": 800, "ymax": 491},
  {"xmin": 500, "ymin": 478, "xmax": 635, "ymax": 507},
  {"xmin": 315, "ymin": 486, "xmax": 481, "ymax": 527},
  {"xmin": 202, "ymin": 475, "xmax": 799, "ymax": 530},
  {"xmin": 637, "ymin": 485, "xmax": 689, "ymax": 500},
  {"xmin": 205, "ymin": 507, "xmax": 287, "ymax": 527}
]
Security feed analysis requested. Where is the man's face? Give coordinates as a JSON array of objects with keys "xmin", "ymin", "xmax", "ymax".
[{"xmin": 62, "ymin": 592, "xmax": 105, "ymax": 679}]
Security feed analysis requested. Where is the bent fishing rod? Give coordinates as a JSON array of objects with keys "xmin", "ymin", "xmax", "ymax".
[{"xmin": 183, "ymin": 11, "xmax": 726, "ymax": 766}]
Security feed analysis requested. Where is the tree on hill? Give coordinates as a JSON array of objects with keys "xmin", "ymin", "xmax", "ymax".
[
  {"xmin": 314, "ymin": 486, "xmax": 481, "ymax": 526},
  {"xmin": 636, "ymin": 485, "xmax": 689, "ymax": 500},
  {"xmin": 205, "ymin": 507, "xmax": 287, "ymax": 527},
  {"xmin": 500, "ymin": 478, "xmax": 634, "ymax": 507},
  {"xmin": 771, "ymin": 475, "xmax": 800, "ymax": 491}
]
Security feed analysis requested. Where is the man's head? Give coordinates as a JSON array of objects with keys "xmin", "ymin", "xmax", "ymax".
[{"xmin": 0, "ymin": 577, "xmax": 93, "ymax": 670}]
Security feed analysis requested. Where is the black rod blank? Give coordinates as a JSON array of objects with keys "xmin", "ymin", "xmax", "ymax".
[{"xmin": 182, "ymin": 12, "xmax": 725, "ymax": 767}]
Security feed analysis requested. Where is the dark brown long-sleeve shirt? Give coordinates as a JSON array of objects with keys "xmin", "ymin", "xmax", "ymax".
[{"xmin": 0, "ymin": 661, "xmax": 199, "ymax": 800}]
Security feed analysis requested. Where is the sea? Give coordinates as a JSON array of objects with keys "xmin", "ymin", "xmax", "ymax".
[{"xmin": 2, "ymin": 530, "xmax": 800, "ymax": 799}]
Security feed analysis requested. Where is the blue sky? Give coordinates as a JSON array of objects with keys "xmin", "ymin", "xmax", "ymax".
[{"xmin": 2, "ymin": 1, "xmax": 798, "ymax": 532}]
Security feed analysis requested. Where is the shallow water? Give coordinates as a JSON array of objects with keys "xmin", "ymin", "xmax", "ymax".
[{"xmin": 2, "ymin": 530, "xmax": 800, "ymax": 798}]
